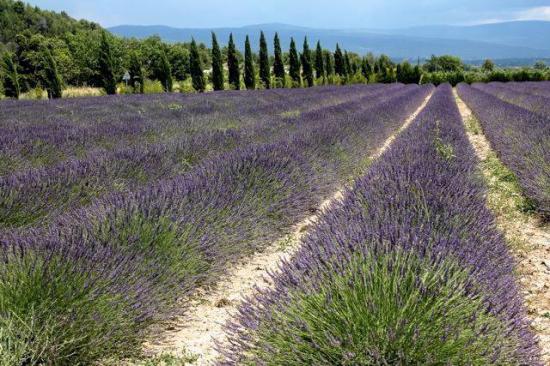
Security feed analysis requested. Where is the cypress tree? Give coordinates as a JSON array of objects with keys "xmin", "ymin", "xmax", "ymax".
[
  {"xmin": 159, "ymin": 49, "xmax": 173, "ymax": 92},
  {"xmin": 189, "ymin": 38, "xmax": 205, "ymax": 92},
  {"xmin": 129, "ymin": 51, "xmax": 145, "ymax": 94},
  {"xmin": 42, "ymin": 48, "xmax": 63, "ymax": 99},
  {"xmin": 361, "ymin": 56, "xmax": 373, "ymax": 81},
  {"xmin": 227, "ymin": 33, "xmax": 240, "ymax": 90},
  {"xmin": 211, "ymin": 32, "xmax": 224, "ymax": 91},
  {"xmin": 333, "ymin": 44, "xmax": 345, "ymax": 77},
  {"xmin": 1, "ymin": 52, "xmax": 20, "ymax": 99},
  {"xmin": 258, "ymin": 31, "xmax": 270, "ymax": 89},
  {"xmin": 314, "ymin": 41, "xmax": 324, "ymax": 80},
  {"xmin": 272, "ymin": 32, "xmax": 285, "ymax": 87},
  {"xmin": 244, "ymin": 35, "xmax": 255, "ymax": 90},
  {"xmin": 288, "ymin": 37, "xmax": 301, "ymax": 87},
  {"xmin": 98, "ymin": 31, "xmax": 117, "ymax": 95},
  {"xmin": 301, "ymin": 37, "xmax": 314, "ymax": 87},
  {"xmin": 344, "ymin": 51, "xmax": 351, "ymax": 76},
  {"xmin": 324, "ymin": 50, "xmax": 334, "ymax": 76}
]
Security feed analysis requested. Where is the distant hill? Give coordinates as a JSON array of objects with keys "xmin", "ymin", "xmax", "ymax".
[
  {"xmin": 109, "ymin": 22, "xmax": 550, "ymax": 62},
  {"xmin": 380, "ymin": 21, "xmax": 550, "ymax": 51}
]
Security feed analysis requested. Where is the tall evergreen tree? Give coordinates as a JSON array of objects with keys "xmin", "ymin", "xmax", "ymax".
[
  {"xmin": 272, "ymin": 32, "xmax": 285, "ymax": 87},
  {"xmin": 301, "ymin": 37, "xmax": 314, "ymax": 87},
  {"xmin": 333, "ymin": 43, "xmax": 345, "ymax": 77},
  {"xmin": 314, "ymin": 41, "xmax": 325, "ymax": 80},
  {"xmin": 361, "ymin": 56, "xmax": 373, "ymax": 81},
  {"xmin": 1, "ymin": 52, "xmax": 20, "ymax": 99},
  {"xmin": 189, "ymin": 38, "xmax": 206, "ymax": 92},
  {"xmin": 129, "ymin": 51, "xmax": 145, "ymax": 94},
  {"xmin": 227, "ymin": 33, "xmax": 240, "ymax": 90},
  {"xmin": 258, "ymin": 31, "xmax": 270, "ymax": 89},
  {"xmin": 344, "ymin": 51, "xmax": 352, "ymax": 76},
  {"xmin": 211, "ymin": 32, "xmax": 224, "ymax": 91},
  {"xmin": 159, "ymin": 49, "xmax": 173, "ymax": 92},
  {"xmin": 244, "ymin": 35, "xmax": 255, "ymax": 90},
  {"xmin": 98, "ymin": 31, "xmax": 117, "ymax": 95},
  {"xmin": 42, "ymin": 47, "xmax": 63, "ymax": 99},
  {"xmin": 324, "ymin": 50, "xmax": 334, "ymax": 76},
  {"xmin": 288, "ymin": 37, "xmax": 301, "ymax": 87}
]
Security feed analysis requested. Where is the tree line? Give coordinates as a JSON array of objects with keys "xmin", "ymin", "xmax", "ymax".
[{"xmin": 1, "ymin": 28, "xmax": 426, "ymax": 98}]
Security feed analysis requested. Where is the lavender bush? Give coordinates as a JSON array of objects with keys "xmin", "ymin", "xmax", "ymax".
[
  {"xmin": 457, "ymin": 83, "xmax": 550, "ymax": 217},
  {"xmin": 473, "ymin": 82, "xmax": 550, "ymax": 117},
  {"xmin": 0, "ymin": 84, "xmax": 408, "ymax": 229},
  {"xmin": 220, "ymin": 84, "xmax": 540, "ymax": 365},
  {"xmin": 0, "ymin": 84, "xmax": 432, "ymax": 364}
]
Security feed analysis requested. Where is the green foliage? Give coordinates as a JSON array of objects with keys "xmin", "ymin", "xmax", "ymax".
[
  {"xmin": 288, "ymin": 38, "xmax": 301, "ymax": 87},
  {"xmin": 243, "ymin": 249, "xmax": 518, "ymax": 365},
  {"xmin": 211, "ymin": 32, "xmax": 224, "ymax": 91},
  {"xmin": 258, "ymin": 31, "xmax": 270, "ymax": 89},
  {"xmin": 424, "ymin": 54, "xmax": 464, "ymax": 72},
  {"xmin": 42, "ymin": 47, "xmax": 63, "ymax": 98},
  {"xmin": 314, "ymin": 41, "xmax": 324, "ymax": 80},
  {"xmin": 323, "ymin": 49, "xmax": 334, "ymax": 76},
  {"xmin": 1, "ymin": 52, "xmax": 20, "ymax": 98},
  {"xmin": 272, "ymin": 32, "xmax": 285, "ymax": 87},
  {"xmin": 0, "ymin": 252, "xmax": 143, "ymax": 365},
  {"xmin": 482, "ymin": 59, "xmax": 495, "ymax": 72},
  {"xmin": 189, "ymin": 39, "xmax": 205, "ymax": 92},
  {"xmin": 167, "ymin": 43, "xmax": 190, "ymax": 81},
  {"xmin": 334, "ymin": 43, "xmax": 345, "ymax": 77},
  {"xmin": 128, "ymin": 51, "xmax": 145, "ymax": 93},
  {"xmin": 396, "ymin": 60, "xmax": 421, "ymax": 84},
  {"xmin": 301, "ymin": 37, "xmax": 314, "ymax": 87},
  {"xmin": 98, "ymin": 31, "xmax": 117, "ymax": 94},
  {"xmin": 227, "ymin": 33, "xmax": 240, "ymax": 90},
  {"xmin": 243, "ymin": 35, "xmax": 255, "ymax": 90},
  {"xmin": 159, "ymin": 49, "xmax": 173, "ymax": 92}
]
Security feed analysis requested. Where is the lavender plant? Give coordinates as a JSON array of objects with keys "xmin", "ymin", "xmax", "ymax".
[
  {"xmin": 0, "ymin": 84, "xmax": 432, "ymax": 364},
  {"xmin": 220, "ymin": 84, "xmax": 540, "ymax": 365},
  {"xmin": 458, "ymin": 83, "xmax": 550, "ymax": 217}
]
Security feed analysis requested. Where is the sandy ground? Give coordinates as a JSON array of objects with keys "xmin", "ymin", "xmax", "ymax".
[
  {"xmin": 455, "ymin": 90, "xmax": 550, "ymax": 363},
  {"xmin": 140, "ymin": 94, "xmax": 433, "ymax": 365}
]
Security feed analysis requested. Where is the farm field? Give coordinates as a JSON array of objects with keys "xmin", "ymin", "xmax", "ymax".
[{"xmin": 0, "ymin": 82, "xmax": 549, "ymax": 365}]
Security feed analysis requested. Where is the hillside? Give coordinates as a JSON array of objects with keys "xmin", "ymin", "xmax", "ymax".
[
  {"xmin": 109, "ymin": 22, "xmax": 550, "ymax": 61},
  {"xmin": 0, "ymin": 0, "xmax": 100, "ymax": 45}
]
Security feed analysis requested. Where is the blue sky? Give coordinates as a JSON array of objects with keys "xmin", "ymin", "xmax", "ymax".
[{"xmin": 25, "ymin": 0, "xmax": 550, "ymax": 28}]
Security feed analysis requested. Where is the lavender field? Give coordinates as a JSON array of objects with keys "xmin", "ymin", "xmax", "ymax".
[{"xmin": 0, "ymin": 83, "xmax": 547, "ymax": 365}]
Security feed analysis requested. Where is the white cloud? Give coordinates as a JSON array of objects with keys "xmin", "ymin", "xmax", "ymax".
[{"xmin": 515, "ymin": 6, "xmax": 550, "ymax": 21}]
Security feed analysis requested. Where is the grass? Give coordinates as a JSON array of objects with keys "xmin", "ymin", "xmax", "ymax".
[
  {"xmin": 243, "ymin": 249, "xmax": 518, "ymax": 365},
  {"xmin": 463, "ymin": 114, "xmax": 536, "ymax": 253}
]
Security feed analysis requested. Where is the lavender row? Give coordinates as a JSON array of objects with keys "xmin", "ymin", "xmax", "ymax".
[
  {"xmin": 221, "ymin": 84, "xmax": 539, "ymax": 365},
  {"xmin": 0, "ymin": 84, "xmax": 383, "ymax": 175},
  {"xmin": 499, "ymin": 81, "xmax": 550, "ymax": 98},
  {"xmin": 457, "ymin": 83, "xmax": 550, "ymax": 217},
  {"xmin": 472, "ymin": 82, "xmax": 550, "ymax": 118},
  {"xmin": 0, "ymin": 84, "xmax": 408, "ymax": 229},
  {"xmin": 0, "ymin": 85, "xmax": 432, "ymax": 364}
]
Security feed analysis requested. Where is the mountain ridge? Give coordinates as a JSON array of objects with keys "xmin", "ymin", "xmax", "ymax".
[{"xmin": 109, "ymin": 21, "xmax": 550, "ymax": 61}]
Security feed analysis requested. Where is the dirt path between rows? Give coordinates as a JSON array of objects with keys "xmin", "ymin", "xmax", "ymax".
[
  {"xmin": 140, "ymin": 93, "xmax": 433, "ymax": 365},
  {"xmin": 454, "ymin": 90, "xmax": 550, "ymax": 364}
]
